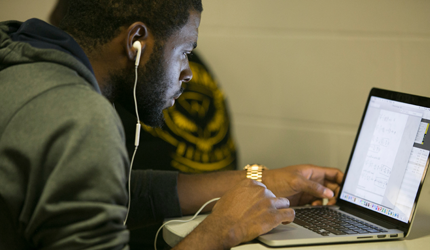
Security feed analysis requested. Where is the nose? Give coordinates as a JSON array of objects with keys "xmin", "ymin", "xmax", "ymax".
[{"xmin": 180, "ymin": 62, "xmax": 193, "ymax": 83}]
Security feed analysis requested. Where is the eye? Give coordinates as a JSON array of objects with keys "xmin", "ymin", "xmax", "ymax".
[{"xmin": 184, "ymin": 51, "xmax": 194, "ymax": 59}]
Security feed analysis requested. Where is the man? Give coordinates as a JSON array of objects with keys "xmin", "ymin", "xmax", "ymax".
[
  {"xmin": 117, "ymin": 52, "xmax": 239, "ymax": 248},
  {"xmin": 49, "ymin": 0, "xmax": 238, "ymax": 174},
  {"xmin": 0, "ymin": 0, "xmax": 343, "ymax": 249},
  {"xmin": 49, "ymin": 3, "xmax": 237, "ymax": 249}
]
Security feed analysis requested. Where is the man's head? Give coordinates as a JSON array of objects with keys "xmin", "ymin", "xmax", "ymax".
[
  {"xmin": 59, "ymin": 0, "xmax": 202, "ymax": 127},
  {"xmin": 59, "ymin": 0, "xmax": 202, "ymax": 51},
  {"xmin": 109, "ymin": 10, "xmax": 200, "ymax": 127}
]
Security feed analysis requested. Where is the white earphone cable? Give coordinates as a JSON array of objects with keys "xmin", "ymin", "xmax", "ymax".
[
  {"xmin": 124, "ymin": 65, "xmax": 141, "ymax": 225},
  {"xmin": 133, "ymin": 66, "xmax": 140, "ymax": 122}
]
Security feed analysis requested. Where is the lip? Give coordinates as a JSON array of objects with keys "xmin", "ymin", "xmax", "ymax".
[
  {"xmin": 173, "ymin": 92, "xmax": 182, "ymax": 100},
  {"xmin": 167, "ymin": 88, "xmax": 184, "ymax": 108},
  {"xmin": 168, "ymin": 94, "xmax": 181, "ymax": 108}
]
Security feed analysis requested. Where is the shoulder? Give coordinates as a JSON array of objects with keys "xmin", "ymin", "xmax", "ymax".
[{"xmin": 1, "ymin": 61, "xmax": 122, "ymax": 135}]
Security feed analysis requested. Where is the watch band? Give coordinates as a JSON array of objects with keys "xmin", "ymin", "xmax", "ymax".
[{"xmin": 243, "ymin": 164, "xmax": 268, "ymax": 182}]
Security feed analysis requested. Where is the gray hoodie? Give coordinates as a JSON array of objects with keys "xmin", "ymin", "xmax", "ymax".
[{"xmin": 0, "ymin": 19, "xmax": 181, "ymax": 249}]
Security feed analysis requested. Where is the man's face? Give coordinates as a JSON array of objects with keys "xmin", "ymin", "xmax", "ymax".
[{"xmin": 113, "ymin": 11, "xmax": 201, "ymax": 127}]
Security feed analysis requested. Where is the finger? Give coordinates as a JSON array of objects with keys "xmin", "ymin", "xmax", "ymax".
[
  {"xmin": 278, "ymin": 208, "xmax": 295, "ymax": 224},
  {"xmin": 326, "ymin": 186, "xmax": 341, "ymax": 205},
  {"xmin": 311, "ymin": 200, "xmax": 323, "ymax": 206},
  {"xmin": 253, "ymin": 179, "xmax": 268, "ymax": 188},
  {"xmin": 297, "ymin": 192, "xmax": 315, "ymax": 205},
  {"xmin": 309, "ymin": 180, "xmax": 341, "ymax": 206},
  {"xmin": 264, "ymin": 187, "xmax": 277, "ymax": 199},
  {"xmin": 323, "ymin": 181, "xmax": 341, "ymax": 197},
  {"xmin": 318, "ymin": 167, "xmax": 344, "ymax": 184},
  {"xmin": 299, "ymin": 178, "xmax": 334, "ymax": 199},
  {"xmin": 323, "ymin": 180, "xmax": 341, "ymax": 198},
  {"xmin": 272, "ymin": 197, "xmax": 290, "ymax": 209},
  {"xmin": 323, "ymin": 180, "xmax": 341, "ymax": 191},
  {"xmin": 327, "ymin": 198, "xmax": 337, "ymax": 205},
  {"xmin": 311, "ymin": 184, "xmax": 341, "ymax": 206}
]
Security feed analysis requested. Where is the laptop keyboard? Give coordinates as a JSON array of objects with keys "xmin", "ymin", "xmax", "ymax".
[{"xmin": 293, "ymin": 207, "xmax": 388, "ymax": 236}]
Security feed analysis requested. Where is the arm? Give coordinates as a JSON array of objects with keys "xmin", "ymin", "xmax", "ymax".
[
  {"xmin": 178, "ymin": 165, "xmax": 344, "ymax": 215},
  {"xmin": 175, "ymin": 179, "xmax": 295, "ymax": 250},
  {"xmin": 177, "ymin": 170, "xmax": 243, "ymax": 215},
  {"xmin": 264, "ymin": 164, "xmax": 344, "ymax": 206},
  {"xmin": 174, "ymin": 165, "xmax": 343, "ymax": 249}
]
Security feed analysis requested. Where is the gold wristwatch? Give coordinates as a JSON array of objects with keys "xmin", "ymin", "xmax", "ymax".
[{"xmin": 243, "ymin": 164, "xmax": 268, "ymax": 182}]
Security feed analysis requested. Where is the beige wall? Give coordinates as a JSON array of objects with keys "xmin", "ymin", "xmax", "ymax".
[
  {"xmin": 1, "ymin": 0, "xmax": 57, "ymax": 22},
  {"xmin": 2, "ymin": 0, "xmax": 430, "ymax": 172},
  {"xmin": 196, "ymin": 0, "xmax": 430, "ymax": 171}
]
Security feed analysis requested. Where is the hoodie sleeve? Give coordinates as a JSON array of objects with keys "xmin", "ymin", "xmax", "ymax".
[
  {"xmin": 0, "ymin": 83, "xmax": 130, "ymax": 249},
  {"xmin": 127, "ymin": 169, "xmax": 182, "ymax": 229}
]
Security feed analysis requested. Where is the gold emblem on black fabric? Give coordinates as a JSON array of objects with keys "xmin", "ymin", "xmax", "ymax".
[{"xmin": 141, "ymin": 62, "xmax": 236, "ymax": 173}]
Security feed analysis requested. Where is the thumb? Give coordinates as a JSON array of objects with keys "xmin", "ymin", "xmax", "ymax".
[{"xmin": 298, "ymin": 178, "xmax": 334, "ymax": 198}]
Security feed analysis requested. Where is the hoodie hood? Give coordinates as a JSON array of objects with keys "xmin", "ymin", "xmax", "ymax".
[{"xmin": 0, "ymin": 19, "xmax": 100, "ymax": 93}]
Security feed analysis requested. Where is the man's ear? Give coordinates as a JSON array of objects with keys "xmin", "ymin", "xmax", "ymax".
[{"xmin": 126, "ymin": 22, "xmax": 149, "ymax": 62}]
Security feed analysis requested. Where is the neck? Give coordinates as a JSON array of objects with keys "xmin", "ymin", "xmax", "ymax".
[
  {"xmin": 89, "ymin": 58, "xmax": 113, "ymax": 100},
  {"xmin": 85, "ymin": 44, "xmax": 125, "ymax": 103},
  {"xmin": 67, "ymin": 33, "xmax": 115, "ymax": 101},
  {"xmin": 72, "ymin": 30, "xmax": 134, "ymax": 102}
]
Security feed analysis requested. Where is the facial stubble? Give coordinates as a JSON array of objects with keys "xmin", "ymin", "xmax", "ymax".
[{"xmin": 110, "ymin": 44, "xmax": 178, "ymax": 127}]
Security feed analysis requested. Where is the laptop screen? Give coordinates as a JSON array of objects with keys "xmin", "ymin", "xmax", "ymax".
[{"xmin": 340, "ymin": 95, "xmax": 430, "ymax": 224}]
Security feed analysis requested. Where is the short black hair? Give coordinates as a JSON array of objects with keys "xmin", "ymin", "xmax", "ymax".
[{"xmin": 59, "ymin": 0, "xmax": 202, "ymax": 50}]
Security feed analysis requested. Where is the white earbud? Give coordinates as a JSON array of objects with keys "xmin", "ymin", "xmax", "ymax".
[{"xmin": 133, "ymin": 41, "xmax": 142, "ymax": 66}]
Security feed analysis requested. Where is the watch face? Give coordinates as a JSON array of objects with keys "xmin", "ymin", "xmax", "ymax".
[{"xmin": 244, "ymin": 164, "xmax": 267, "ymax": 182}]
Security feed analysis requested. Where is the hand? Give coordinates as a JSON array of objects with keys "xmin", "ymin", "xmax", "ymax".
[
  {"xmin": 195, "ymin": 179, "xmax": 295, "ymax": 248},
  {"xmin": 264, "ymin": 165, "xmax": 344, "ymax": 206}
]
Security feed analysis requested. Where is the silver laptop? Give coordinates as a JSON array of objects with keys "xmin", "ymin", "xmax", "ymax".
[{"xmin": 259, "ymin": 88, "xmax": 430, "ymax": 247}]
